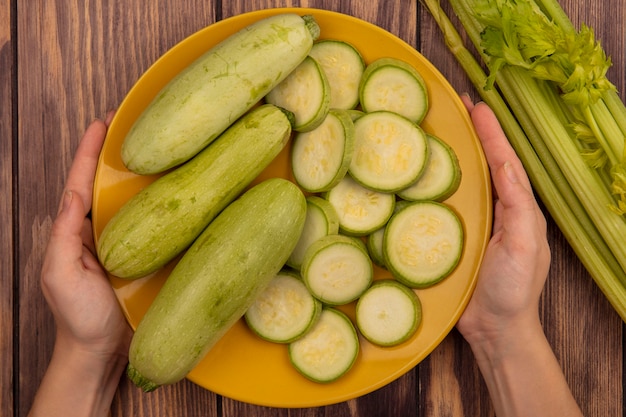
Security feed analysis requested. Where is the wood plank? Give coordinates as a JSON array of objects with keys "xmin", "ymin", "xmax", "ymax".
[
  {"xmin": 418, "ymin": 0, "xmax": 625, "ymax": 416},
  {"xmin": 1, "ymin": 0, "xmax": 13, "ymax": 416},
  {"xmin": 16, "ymin": 1, "xmax": 220, "ymax": 415}
]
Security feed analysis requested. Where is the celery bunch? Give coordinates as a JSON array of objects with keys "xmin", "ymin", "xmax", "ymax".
[{"xmin": 423, "ymin": 0, "xmax": 626, "ymax": 320}]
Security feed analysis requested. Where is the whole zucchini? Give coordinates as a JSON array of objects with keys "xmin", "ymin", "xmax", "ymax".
[
  {"xmin": 122, "ymin": 13, "xmax": 320, "ymax": 174},
  {"xmin": 126, "ymin": 178, "xmax": 307, "ymax": 391},
  {"xmin": 97, "ymin": 104, "xmax": 292, "ymax": 279}
]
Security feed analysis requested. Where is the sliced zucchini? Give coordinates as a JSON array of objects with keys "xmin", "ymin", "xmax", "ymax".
[
  {"xmin": 345, "ymin": 109, "xmax": 365, "ymax": 122},
  {"xmin": 309, "ymin": 39, "xmax": 365, "ymax": 110},
  {"xmin": 291, "ymin": 109, "xmax": 355, "ymax": 193},
  {"xmin": 287, "ymin": 196, "xmax": 340, "ymax": 270},
  {"xmin": 301, "ymin": 234, "xmax": 373, "ymax": 305},
  {"xmin": 384, "ymin": 201, "xmax": 464, "ymax": 288},
  {"xmin": 359, "ymin": 57, "xmax": 429, "ymax": 124},
  {"xmin": 356, "ymin": 279, "xmax": 422, "ymax": 347},
  {"xmin": 366, "ymin": 227, "xmax": 386, "ymax": 268},
  {"xmin": 289, "ymin": 308, "xmax": 359, "ymax": 383},
  {"xmin": 349, "ymin": 111, "xmax": 429, "ymax": 193},
  {"xmin": 397, "ymin": 134, "xmax": 462, "ymax": 202},
  {"xmin": 245, "ymin": 270, "xmax": 322, "ymax": 343},
  {"xmin": 365, "ymin": 200, "xmax": 412, "ymax": 268},
  {"xmin": 265, "ymin": 55, "xmax": 330, "ymax": 132},
  {"xmin": 325, "ymin": 174, "xmax": 396, "ymax": 236}
]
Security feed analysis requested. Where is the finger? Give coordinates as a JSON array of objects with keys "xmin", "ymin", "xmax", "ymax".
[
  {"xmin": 492, "ymin": 160, "xmax": 545, "ymax": 239},
  {"xmin": 81, "ymin": 217, "xmax": 97, "ymax": 256},
  {"xmin": 460, "ymin": 93, "xmax": 475, "ymax": 113},
  {"xmin": 61, "ymin": 119, "xmax": 108, "ymax": 216},
  {"xmin": 55, "ymin": 190, "xmax": 85, "ymax": 240},
  {"xmin": 76, "ymin": 217, "xmax": 104, "ymax": 274},
  {"xmin": 469, "ymin": 102, "xmax": 533, "ymax": 193},
  {"xmin": 105, "ymin": 109, "xmax": 116, "ymax": 126},
  {"xmin": 491, "ymin": 197, "xmax": 505, "ymax": 235},
  {"xmin": 44, "ymin": 190, "xmax": 89, "ymax": 282}
]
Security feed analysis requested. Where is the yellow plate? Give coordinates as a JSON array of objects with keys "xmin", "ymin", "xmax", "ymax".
[{"xmin": 92, "ymin": 7, "xmax": 492, "ymax": 408}]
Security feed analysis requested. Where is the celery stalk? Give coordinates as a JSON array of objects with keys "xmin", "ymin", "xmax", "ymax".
[
  {"xmin": 442, "ymin": 0, "xmax": 626, "ymax": 256},
  {"xmin": 499, "ymin": 68, "xmax": 626, "ymax": 270},
  {"xmin": 474, "ymin": 0, "xmax": 626, "ymax": 214},
  {"xmin": 423, "ymin": 0, "xmax": 626, "ymax": 320},
  {"xmin": 605, "ymin": 91, "xmax": 626, "ymax": 136}
]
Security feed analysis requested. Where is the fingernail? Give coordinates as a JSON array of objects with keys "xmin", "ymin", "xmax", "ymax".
[
  {"xmin": 61, "ymin": 190, "xmax": 73, "ymax": 213},
  {"xmin": 105, "ymin": 109, "xmax": 116, "ymax": 125},
  {"xmin": 503, "ymin": 161, "xmax": 519, "ymax": 184}
]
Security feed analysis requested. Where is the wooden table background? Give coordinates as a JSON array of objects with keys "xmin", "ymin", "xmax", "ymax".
[{"xmin": 2, "ymin": 0, "xmax": 625, "ymax": 416}]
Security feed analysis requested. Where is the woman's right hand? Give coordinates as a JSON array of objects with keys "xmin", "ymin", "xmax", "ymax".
[
  {"xmin": 456, "ymin": 97, "xmax": 550, "ymax": 344},
  {"xmin": 455, "ymin": 97, "xmax": 582, "ymax": 417}
]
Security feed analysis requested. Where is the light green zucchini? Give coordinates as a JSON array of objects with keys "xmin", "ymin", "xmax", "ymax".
[
  {"xmin": 325, "ymin": 174, "xmax": 396, "ymax": 236},
  {"xmin": 265, "ymin": 55, "xmax": 331, "ymax": 132},
  {"xmin": 301, "ymin": 234, "xmax": 373, "ymax": 305},
  {"xmin": 291, "ymin": 109, "xmax": 355, "ymax": 193},
  {"xmin": 286, "ymin": 196, "xmax": 340, "ymax": 270},
  {"xmin": 359, "ymin": 57, "xmax": 429, "ymax": 124},
  {"xmin": 289, "ymin": 308, "xmax": 359, "ymax": 383},
  {"xmin": 127, "ymin": 178, "xmax": 307, "ymax": 392},
  {"xmin": 356, "ymin": 279, "xmax": 422, "ymax": 347},
  {"xmin": 384, "ymin": 201, "xmax": 464, "ymax": 288},
  {"xmin": 349, "ymin": 110, "xmax": 429, "ymax": 193},
  {"xmin": 397, "ymin": 133, "xmax": 462, "ymax": 202},
  {"xmin": 245, "ymin": 269, "xmax": 322, "ymax": 343},
  {"xmin": 366, "ymin": 227, "xmax": 387, "ymax": 267},
  {"xmin": 366, "ymin": 200, "xmax": 413, "ymax": 268},
  {"xmin": 121, "ymin": 13, "xmax": 319, "ymax": 174},
  {"xmin": 97, "ymin": 104, "xmax": 293, "ymax": 279},
  {"xmin": 309, "ymin": 39, "xmax": 365, "ymax": 110}
]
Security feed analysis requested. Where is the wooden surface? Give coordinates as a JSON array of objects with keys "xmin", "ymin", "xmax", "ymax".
[{"xmin": 4, "ymin": 0, "xmax": 625, "ymax": 415}]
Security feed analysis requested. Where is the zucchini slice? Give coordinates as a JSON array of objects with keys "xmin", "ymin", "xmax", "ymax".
[
  {"xmin": 359, "ymin": 57, "xmax": 429, "ymax": 124},
  {"xmin": 265, "ymin": 55, "xmax": 330, "ymax": 132},
  {"xmin": 366, "ymin": 227, "xmax": 386, "ymax": 268},
  {"xmin": 301, "ymin": 234, "xmax": 373, "ymax": 305},
  {"xmin": 346, "ymin": 109, "xmax": 365, "ymax": 122},
  {"xmin": 309, "ymin": 39, "xmax": 365, "ymax": 110},
  {"xmin": 325, "ymin": 174, "xmax": 396, "ymax": 236},
  {"xmin": 397, "ymin": 134, "xmax": 462, "ymax": 202},
  {"xmin": 384, "ymin": 201, "xmax": 464, "ymax": 288},
  {"xmin": 291, "ymin": 109, "xmax": 355, "ymax": 193},
  {"xmin": 289, "ymin": 308, "xmax": 359, "ymax": 383},
  {"xmin": 287, "ymin": 196, "xmax": 340, "ymax": 270},
  {"xmin": 245, "ymin": 270, "xmax": 322, "ymax": 343},
  {"xmin": 356, "ymin": 279, "xmax": 422, "ymax": 346},
  {"xmin": 349, "ymin": 111, "xmax": 429, "ymax": 193},
  {"xmin": 365, "ymin": 200, "xmax": 412, "ymax": 268}
]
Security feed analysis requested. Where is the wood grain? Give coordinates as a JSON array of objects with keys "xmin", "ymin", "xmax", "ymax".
[
  {"xmin": 15, "ymin": 1, "xmax": 220, "ymax": 414},
  {"xmin": 10, "ymin": 0, "xmax": 625, "ymax": 416},
  {"xmin": 1, "ymin": 1, "xmax": 14, "ymax": 416}
]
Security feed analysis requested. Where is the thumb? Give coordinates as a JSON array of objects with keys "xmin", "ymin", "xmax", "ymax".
[
  {"xmin": 491, "ymin": 160, "xmax": 543, "ymax": 245},
  {"xmin": 494, "ymin": 161, "xmax": 536, "ymax": 213},
  {"xmin": 46, "ymin": 190, "xmax": 88, "ymax": 266}
]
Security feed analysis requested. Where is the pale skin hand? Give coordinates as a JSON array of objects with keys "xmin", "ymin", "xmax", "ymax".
[
  {"xmin": 29, "ymin": 112, "xmax": 132, "ymax": 417},
  {"xmin": 457, "ymin": 97, "xmax": 583, "ymax": 417}
]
